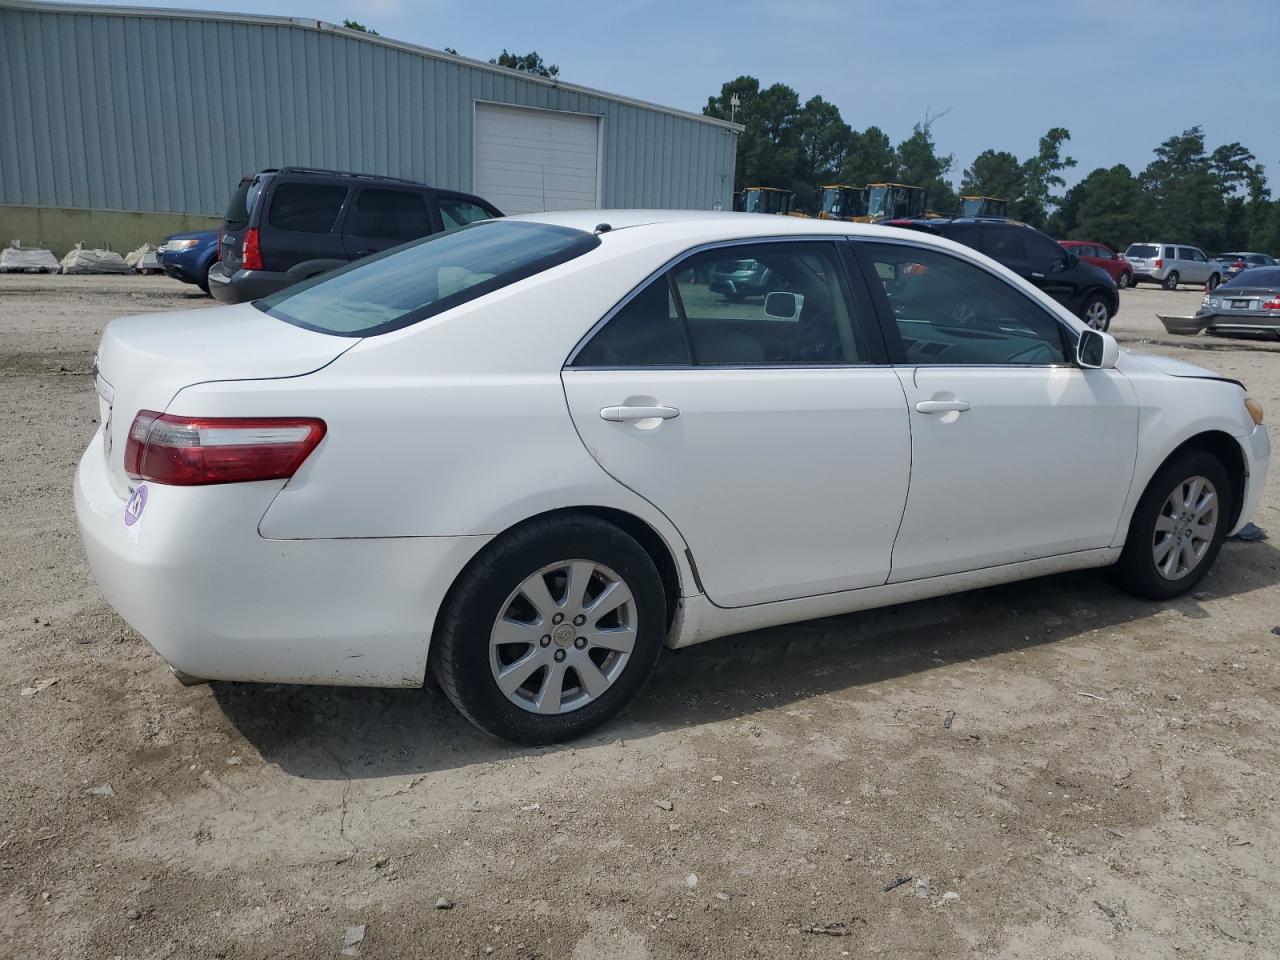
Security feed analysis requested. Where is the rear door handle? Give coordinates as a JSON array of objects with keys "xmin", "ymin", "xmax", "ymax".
[
  {"xmin": 915, "ymin": 399, "xmax": 971, "ymax": 414},
  {"xmin": 600, "ymin": 405, "xmax": 680, "ymax": 422}
]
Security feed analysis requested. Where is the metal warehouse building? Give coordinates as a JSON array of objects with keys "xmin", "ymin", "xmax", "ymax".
[{"xmin": 0, "ymin": 0, "xmax": 739, "ymax": 254}]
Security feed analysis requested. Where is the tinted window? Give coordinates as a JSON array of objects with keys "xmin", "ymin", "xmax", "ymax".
[
  {"xmin": 981, "ymin": 227, "xmax": 1029, "ymax": 264},
  {"xmin": 1164, "ymin": 246, "xmax": 1177, "ymax": 259},
  {"xmin": 223, "ymin": 176, "xmax": 265, "ymax": 230},
  {"xmin": 1223, "ymin": 267, "xmax": 1280, "ymax": 288},
  {"xmin": 1126, "ymin": 244, "xmax": 1158, "ymax": 259},
  {"xmin": 350, "ymin": 189, "xmax": 431, "ymax": 241},
  {"xmin": 940, "ymin": 223, "xmax": 982, "ymax": 249},
  {"xmin": 861, "ymin": 242, "xmax": 1068, "ymax": 366},
  {"xmin": 572, "ymin": 278, "xmax": 690, "ymax": 367},
  {"xmin": 258, "ymin": 220, "xmax": 599, "ymax": 337},
  {"xmin": 1024, "ymin": 230, "xmax": 1069, "ymax": 266},
  {"xmin": 268, "ymin": 183, "xmax": 349, "ymax": 233},
  {"xmin": 439, "ymin": 198, "xmax": 496, "ymax": 230},
  {"xmin": 1179, "ymin": 247, "xmax": 1201, "ymax": 261},
  {"xmin": 676, "ymin": 242, "xmax": 869, "ymax": 365}
]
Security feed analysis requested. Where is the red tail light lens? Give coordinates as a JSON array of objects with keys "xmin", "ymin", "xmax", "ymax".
[
  {"xmin": 124, "ymin": 411, "xmax": 326, "ymax": 485},
  {"xmin": 1155, "ymin": 258, "xmax": 1163, "ymax": 269},
  {"xmin": 1263, "ymin": 298, "xmax": 1280, "ymax": 310},
  {"xmin": 242, "ymin": 227, "xmax": 263, "ymax": 271}
]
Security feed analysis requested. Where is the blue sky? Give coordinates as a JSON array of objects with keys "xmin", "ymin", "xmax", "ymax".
[{"xmin": 88, "ymin": 0, "xmax": 1280, "ymax": 190}]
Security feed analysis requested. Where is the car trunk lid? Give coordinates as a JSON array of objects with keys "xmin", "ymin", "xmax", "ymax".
[{"xmin": 94, "ymin": 302, "xmax": 355, "ymax": 497}]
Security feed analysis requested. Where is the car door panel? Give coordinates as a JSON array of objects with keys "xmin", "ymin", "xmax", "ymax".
[
  {"xmin": 889, "ymin": 365, "xmax": 1137, "ymax": 580},
  {"xmin": 563, "ymin": 367, "xmax": 912, "ymax": 606}
]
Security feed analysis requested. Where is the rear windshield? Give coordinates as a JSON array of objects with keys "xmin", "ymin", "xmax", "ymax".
[
  {"xmin": 223, "ymin": 176, "xmax": 265, "ymax": 231},
  {"xmin": 1125, "ymin": 244, "xmax": 1158, "ymax": 259},
  {"xmin": 1222, "ymin": 267, "xmax": 1280, "ymax": 289},
  {"xmin": 257, "ymin": 220, "xmax": 600, "ymax": 337}
]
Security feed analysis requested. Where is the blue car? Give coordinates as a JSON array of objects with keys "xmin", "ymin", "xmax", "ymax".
[{"xmin": 157, "ymin": 229, "xmax": 219, "ymax": 293}]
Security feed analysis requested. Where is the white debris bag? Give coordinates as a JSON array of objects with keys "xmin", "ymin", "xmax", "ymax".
[
  {"xmin": 124, "ymin": 242, "xmax": 158, "ymax": 269},
  {"xmin": 60, "ymin": 244, "xmax": 132, "ymax": 274},
  {"xmin": 0, "ymin": 242, "xmax": 60, "ymax": 273}
]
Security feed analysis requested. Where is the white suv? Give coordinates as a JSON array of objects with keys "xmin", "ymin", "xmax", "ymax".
[{"xmin": 1125, "ymin": 243, "xmax": 1223, "ymax": 290}]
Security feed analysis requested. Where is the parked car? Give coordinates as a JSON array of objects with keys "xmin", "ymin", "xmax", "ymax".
[
  {"xmin": 208, "ymin": 166, "xmax": 502, "ymax": 305},
  {"xmin": 1124, "ymin": 243, "xmax": 1223, "ymax": 290},
  {"xmin": 889, "ymin": 217, "xmax": 1118, "ymax": 330},
  {"xmin": 708, "ymin": 257, "xmax": 772, "ymax": 301},
  {"xmin": 76, "ymin": 212, "xmax": 1269, "ymax": 743},
  {"xmin": 1192, "ymin": 266, "xmax": 1280, "ymax": 338},
  {"xmin": 1059, "ymin": 240, "xmax": 1133, "ymax": 289},
  {"xmin": 156, "ymin": 230, "xmax": 219, "ymax": 293},
  {"xmin": 1214, "ymin": 251, "xmax": 1277, "ymax": 283}
]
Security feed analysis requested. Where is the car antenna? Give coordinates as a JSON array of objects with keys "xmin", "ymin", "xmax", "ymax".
[{"xmin": 595, "ymin": 222, "xmax": 613, "ymax": 234}]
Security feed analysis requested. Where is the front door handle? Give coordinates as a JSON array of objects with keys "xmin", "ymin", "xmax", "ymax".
[
  {"xmin": 1030, "ymin": 271, "xmax": 1046, "ymax": 279},
  {"xmin": 915, "ymin": 399, "xmax": 971, "ymax": 414},
  {"xmin": 600, "ymin": 404, "xmax": 680, "ymax": 422}
]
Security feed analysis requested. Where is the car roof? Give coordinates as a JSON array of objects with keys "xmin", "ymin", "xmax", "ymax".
[{"xmin": 506, "ymin": 208, "xmax": 910, "ymax": 239}]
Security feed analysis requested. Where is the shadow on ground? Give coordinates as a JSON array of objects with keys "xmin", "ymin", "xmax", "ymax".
[{"xmin": 213, "ymin": 539, "xmax": 1280, "ymax": 781}]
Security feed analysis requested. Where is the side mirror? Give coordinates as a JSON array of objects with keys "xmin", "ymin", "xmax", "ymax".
[
  {"xmin": 764, "ymin": 290, "xmax": 804, "ymax": 321},
  {"xmin": 1077, "ymin": 329, "xmax": 1119, "ymax": 369}
]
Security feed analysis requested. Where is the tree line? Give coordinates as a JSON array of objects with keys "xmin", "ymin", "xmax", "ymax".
[{"xmin": 703, "ymin": 75, "xmax": 1280, "ymax": 256}]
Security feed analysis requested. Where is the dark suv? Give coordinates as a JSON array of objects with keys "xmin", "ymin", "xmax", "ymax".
[
  {"xmin": 208, "ymin": 167, "xmax": 502, "ymax": 305},
  {"xmin": 888, "ymin": 217, "xmax": 1119, "ymax": 330}
]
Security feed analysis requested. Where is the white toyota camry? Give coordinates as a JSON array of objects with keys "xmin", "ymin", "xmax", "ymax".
[{"xmin": 76, "ymin": 211, "xmax": 1270, "ymax": 743}]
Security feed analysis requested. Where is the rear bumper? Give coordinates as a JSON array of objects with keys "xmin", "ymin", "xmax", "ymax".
[
  {"xmin": 73, "ymin": 436, "xmax": 489, "ymax": 687},
  {"xmin": 207, "ymin": 263, "xmax": 291, "ymax": 304}
]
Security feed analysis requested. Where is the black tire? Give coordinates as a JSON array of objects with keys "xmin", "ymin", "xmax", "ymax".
[
  {"xmin": 1078, "ymin": 293, "xmax": 1112, "ymax": 331},
  {"xmin": 1113, "ymin": 448, "xmax": 1232, "ymax": 600},
  {"xmin": 197, "ymin": 260, "xmax": 213, "ymax": 294},
  {"xmin": 1162, "ymin": 271, "xmax": 1180, "ymax": 291},
  {"xmin": 1207, "ymin": 273, "xmax": 1221, "ymax": 290},
  {"xmin": 430, "ymin": 513, "xmax": 666, "ymax": 744},
  {"xmin": 1117, "ymin": 271, "xmax": 1131, "ymax": 290}
]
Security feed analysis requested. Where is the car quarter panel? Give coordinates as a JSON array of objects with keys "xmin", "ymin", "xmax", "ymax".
[{"xmin": 1110, "ymin": 354, "xmax": 1270, "ymax": 541}]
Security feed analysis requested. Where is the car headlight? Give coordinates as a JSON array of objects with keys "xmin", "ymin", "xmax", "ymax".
[
  {"xmin": 165, "ymin": 238, "xmax": 200, "ymax": 251},
  {"xmin": 1245, "ymin": 398, "xmax": 1264, "ymax": 425}
]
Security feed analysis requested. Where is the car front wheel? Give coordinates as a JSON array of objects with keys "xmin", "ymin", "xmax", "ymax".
[
  {"xmin": 1162, "ymin": 271, "xmax": 1180, "ymax": 290},
  {"xmin": 1207, "ymin": 273, "xmax": 1221, "ymax": 290},
  {"xmin": 1114, "ymin": 449, "xmax": 1231, "ymax": 600},
  {"xmin": 431, "ymin": 514, "xmax": 667, "ymax": 744}
]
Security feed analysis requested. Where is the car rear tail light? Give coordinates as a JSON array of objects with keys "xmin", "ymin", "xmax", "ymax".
[
  {"xmin": 1263, "ymin": 297, "xmax": 1280, "ymax": 310},
  {"xmin": 242, "ymin": 227, "xmax": 263, "ymax": 271},
  {"xmin": 1155, "ymin": 258, "xmax": 1163, "ymax": 269},
  {"xmin": 216, "ymin": 229, "xmax": 223, "ymax": 262},
  {"xmin": 124, "ymin": 411, "xmax": 326, "ymax": 485}
]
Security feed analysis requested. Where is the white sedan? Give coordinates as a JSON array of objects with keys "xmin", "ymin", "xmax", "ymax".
[{"xmin": 75, "ymin": 212, "xmax": 1270, "ymax": 743}]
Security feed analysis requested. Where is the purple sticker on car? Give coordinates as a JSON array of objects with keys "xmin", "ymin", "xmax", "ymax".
[{"xmin": 124, "ymin": 484, "xmax": 148, "ymax": 527}]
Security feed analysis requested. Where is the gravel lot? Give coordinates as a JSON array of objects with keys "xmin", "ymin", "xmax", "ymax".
[{"xmin": 3, "ymin": 274, "xmax": 1278, "ymax": 959}]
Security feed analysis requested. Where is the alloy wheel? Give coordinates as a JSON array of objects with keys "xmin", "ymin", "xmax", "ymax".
[
  {"xmin": 1152, "ymin": 476, "xmax": 1218, "ymax": 581},
  {"xmin": 1084, "ymin": 300, "xmax": 1110, "ymax": 330},
  {"xmin": 489, "ymin": 560, "xmax": 637, "ymax": 714},
  {"xmin": 1117, "ymin": 272, "xmax": 1130, "ymax": 289}
]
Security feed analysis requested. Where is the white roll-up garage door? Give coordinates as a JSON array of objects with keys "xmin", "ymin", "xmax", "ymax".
[{"xmin": 473, "ymin": 103, "xmax": 602, "ymax": 215}]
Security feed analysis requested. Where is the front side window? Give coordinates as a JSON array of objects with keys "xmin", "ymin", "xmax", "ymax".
[
  {"xmin": 351, "ymin": 189, "xmax": 431, "ymax": 241},
  {"xmin": 268, "ymin": 183, "xmax": 349, "ymax": 234},
  {"xmin": 258, "ymin": 220, "xmax": 599, "ymax": 337},
  {"xmin": 859, "ymin": 242, "xmax": 1068, "ymax": 366},
  {"xmin": 438, "ymin": 198, "xmax": 496, "ymax": 230},
  {"xmin": 572, "ymin": 241, "xmax": 872, "ymax": 368},
  {"xmin": 981, "ymin": 227, "xmax": 1030, "ymax": 265}
]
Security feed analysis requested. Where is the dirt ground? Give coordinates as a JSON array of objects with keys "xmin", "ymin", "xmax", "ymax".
[{"xmin": 2, "ymin": 273, "xmax": 1278, "ymax": 960}]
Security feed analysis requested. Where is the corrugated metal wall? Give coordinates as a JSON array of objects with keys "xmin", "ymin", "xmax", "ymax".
[{"xmin": 0, "ymin": 3, "xmax": 738, "ymax": 216}]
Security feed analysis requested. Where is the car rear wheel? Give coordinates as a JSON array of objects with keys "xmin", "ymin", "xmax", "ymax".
[
  {"xmin": 1162, "ymin": 271, "xmax": 1180, "ymax": 291},
  {"xmin": 1117, "ymin": 271, "xmax": 1131, "ymax": 290},
  {"xmin": 431, "ymin": 514, "xmax": 666, "ymax": 744},
  {"xmin": 1113, "ymin": 449, "xmax": 1231, "ymax": 600},
  {"xmin": 1079, "ymin": 295, "xmax": 1111, "ymax": 331}
]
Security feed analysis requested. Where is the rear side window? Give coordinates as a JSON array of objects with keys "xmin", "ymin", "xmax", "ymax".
[
  {"xmin": 268, "ymin": 183, "xmax": 349, "ymax": 234},
  {"xmin": 438, "ymin": 198, "xmax": 497, "ymax": 230},
  {"xmin": 1164, "ymin": 246, "xmax": 1177, "ymax": 259},
  {"xmin": 223, "ymin": 176, "xmax": 265, "ymax": 230},
  {"xmin": 257, "ymin": 220, "xmax": 599, "ymax": 337},
  {"xmin": 572, "ymin": 279, "xmax": 690, "ymax": 367},
  {"xmin": 351, "ymin": 188, "xmax": 431, "ymax": 241}
]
